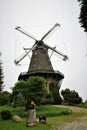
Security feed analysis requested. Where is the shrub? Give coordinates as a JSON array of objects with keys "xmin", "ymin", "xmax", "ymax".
[{"xmin": 1, "ymin": 110, "xmax": 12, "ymax": 120}]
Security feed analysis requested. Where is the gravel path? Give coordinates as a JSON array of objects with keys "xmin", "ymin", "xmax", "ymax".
[
  {"xmin": 59, "ymin": 117, "xmax": 87, "ymax": 130},
  {"xmin": 51, "ymin": 105, "xmax": 87, "ymax": 130}
]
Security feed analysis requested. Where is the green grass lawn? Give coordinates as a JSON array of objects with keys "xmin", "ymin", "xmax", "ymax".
[
  {"xmin": 0, "ymin": 118, "xmax": 51, "ymax": 130},
  {"xmin": 1, "ymin": 104, "xmax": 87, "ymax": 130},
  {"xmin": 0, "ymin": 112, "xmax": 86, "ymax": 130},
  {"xmin": 0, "ymin": 105, "xmax": 72, "ymax": 130},
  {"xmin": 0, "ymin": 105, "xmax": 72, "ymax": 117}
]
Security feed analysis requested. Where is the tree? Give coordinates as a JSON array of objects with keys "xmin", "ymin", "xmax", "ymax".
[
  {"xmin": 78, "ymin": 0, "xmax": 87, "ymax": 32},
  {"xmin": 12, "ymin": 76, "xmax": 47, "ymax": 106},
  {"xmin": 49, "ymin": 83, "xmax": 62, "ymax": 104},
  {"xmin": 0, "ymin": 91, "xmax": 11, "ymax": 105},
  {"xmin": 61, "ymin": 88, "xmax": 82, "ymax": 105},
  {"xmin": 12, "ymin": 80, "xmax": 27, "ymax": 98},
  {"xmin": 0, "ymin": 59, "xmax": 4, "ymax": 93},
  {"xmin": 26, "ymin": 76, "xmax": 47, "ymax": 105},
  {"xmin": 11, "ymin": 80, "xmax": 27, "ymax": 106}
]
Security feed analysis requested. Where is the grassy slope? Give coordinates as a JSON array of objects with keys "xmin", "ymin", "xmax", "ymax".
[
  {"xmin": 0, "ymin": 105, "xmax": 87, "ymax": 130},
  {"xmin": 0, "ymin": 105, "xmax": 71, "ymax": 130},
  {"xmin": 0, "ymin": 105, "xmax": 71, "ymax": 117}
]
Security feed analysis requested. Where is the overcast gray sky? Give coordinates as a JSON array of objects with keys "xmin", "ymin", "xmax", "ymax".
[{"xmin": 0, "ymin": 0, "xmax": 87, "ymax": 100}]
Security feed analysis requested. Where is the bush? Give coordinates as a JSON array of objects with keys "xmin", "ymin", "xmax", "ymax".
[{"xmin": 1, "ymin": 110, "xmax": 12, "ymax": 120}]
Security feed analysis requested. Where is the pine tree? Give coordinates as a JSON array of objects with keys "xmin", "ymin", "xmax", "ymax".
[
  {"xmin": 0, "ymin": 54, "xmax": 4, "ymax": 93},
  {"xmin": 78, "ymin": 0, "xmax": 87, "ymax": 32}
]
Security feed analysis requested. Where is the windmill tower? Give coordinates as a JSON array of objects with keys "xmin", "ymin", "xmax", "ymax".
[{"xmin": 14, "ymin": 23, "xmax": 68, "ymax": 92}]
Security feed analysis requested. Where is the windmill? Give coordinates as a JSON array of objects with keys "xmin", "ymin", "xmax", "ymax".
[{"xmin": 14, "ymin": 23, "xmax": 68, "ymax": 92}]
